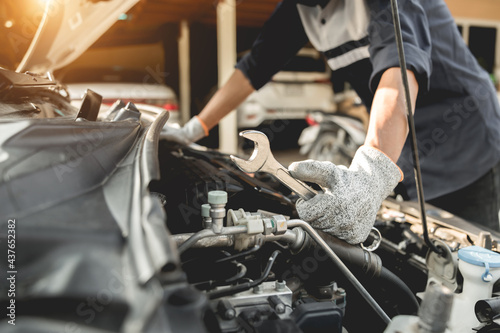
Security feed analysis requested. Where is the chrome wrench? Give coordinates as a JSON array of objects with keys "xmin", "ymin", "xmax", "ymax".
[{"xmin": 230, "ymin": 130, "xmax": 317, "ymax": 200}]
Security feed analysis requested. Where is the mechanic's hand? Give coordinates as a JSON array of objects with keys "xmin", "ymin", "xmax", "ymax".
[
  {"xmin": 289, "ymin": 146, "xmax": 403, "ymax": 244},
  {"xmin": 160, "ymin": 116, "xmax": 208, "ymax": 145}
]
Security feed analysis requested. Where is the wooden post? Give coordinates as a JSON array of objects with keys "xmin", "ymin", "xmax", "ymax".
[
  {"xmin": 217, "ymin": 0, "xmax": 238, "ymax": 154},
  {"xmin": 178, "ymin": 20, "xmax": 191, "ymax": 125}
]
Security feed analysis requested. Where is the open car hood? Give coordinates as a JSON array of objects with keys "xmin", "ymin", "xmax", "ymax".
[{"xmin": 17, "ymin": 0, "xmax": 139, "ymax": 73}]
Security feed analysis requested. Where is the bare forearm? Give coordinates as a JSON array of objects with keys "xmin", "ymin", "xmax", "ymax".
[
  {"xmin": 365, "ymin": 67, "xmax": 418, "ymax": 163},
  {"xmin": 198, "ymin": 69, "xmax": 255, "ymax": 130}
]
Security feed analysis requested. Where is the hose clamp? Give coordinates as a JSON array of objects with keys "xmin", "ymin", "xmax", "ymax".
[{"xmin": 361, "ymin": 227, "xmax": 382, "ymax": 252}]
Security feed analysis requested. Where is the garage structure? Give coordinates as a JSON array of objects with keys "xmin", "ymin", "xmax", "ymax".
[
  {"xmin": 95, "ymin": 0, "xmax": 500, "ymax": 152},
  {"xmin": 91, "ymin": 0, "xmax": 282, "ymax": 153},
  {"xmin": 4, "ymin": 0, "xmax": 500, "ymax": 152}
]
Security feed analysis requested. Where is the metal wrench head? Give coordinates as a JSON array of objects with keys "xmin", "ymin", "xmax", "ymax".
[{"xmin": 230, "ymin": 130, "xmax": 271, "ymax": 173}]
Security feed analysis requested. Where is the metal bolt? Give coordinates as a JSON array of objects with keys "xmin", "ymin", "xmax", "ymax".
[
  {"xmin": 275, "ymin": 303, "xmax": 285, "ymax": 314},
  {"xmin": 224, "ymin": 309, "xmax": 236, "ymax": 320},
  {"xmin": 217, "ymin": 299, "xmax": 236, "ymax": 320},
  {"xmin": 268, "ymin": 295, "xmax": 286, "ymax": 315},
  {"xmin": 273, "ymin": 215, "xmax": 288, "ymax": 235},
  {"xmin": 253, "ymin": 284, "xmax": 264, "ymax": 294},
  {"xmin": 275, "ymin": 281, "xmax": 286, "ymax": 292}
]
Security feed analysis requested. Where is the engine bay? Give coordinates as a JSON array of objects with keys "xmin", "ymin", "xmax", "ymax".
[
  {"xmin": 1, "ymin": 76, "xmax": 500, "ymax": 332},
  {"xmin": 149, "ymin": 142, "xmax": 500, "ymax": 333}
]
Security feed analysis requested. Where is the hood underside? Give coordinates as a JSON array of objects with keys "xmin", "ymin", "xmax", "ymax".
[{"xmin": 17, "ymin": 0, "xmax": 139, "ymax": 74}]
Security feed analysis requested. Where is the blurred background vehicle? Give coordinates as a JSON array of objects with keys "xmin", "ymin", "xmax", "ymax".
[
  {"xmin": 298, "ymin": 93, "xmax": 368, "ymax": 166},
  {"xmin": 237, "ymin": 48, "xmax": 334, "ymax": 129},
  {"xmin": 54, "ymin": 41, "xmax": 181, "ymax": 125},
  {"xmin": 62, "ymin": 67, "xmax": 180, "ymax": 124},
  {"xmin": 235, "ymin": 47, "xmax": 335, "ymax": 151}
]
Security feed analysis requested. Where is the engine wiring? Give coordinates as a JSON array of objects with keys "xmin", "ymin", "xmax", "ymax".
[
  {"xmin": 287, "ymin": 219, "xmax": 392, "ymax": 325},
  {"xmin": 207, "ymin": 250, "xmax": 281, "ymax": 300},
  {"xmin": 215, "ymin": 239, "xmax": 263, "ymax": 264}
]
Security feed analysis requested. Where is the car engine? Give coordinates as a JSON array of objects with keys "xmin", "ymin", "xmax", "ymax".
[
  {"xmin": 151, "ymin": 142, "xmax": 500, "ymax": 333},
  {"xmin": 1, "ymin": 69, "xmax": 500, "ymax": 333}
]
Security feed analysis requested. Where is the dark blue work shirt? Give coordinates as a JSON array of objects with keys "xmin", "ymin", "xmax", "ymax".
[{"xmin": 236, "ymin": 0, "xmax": 500, "ymax": 200}]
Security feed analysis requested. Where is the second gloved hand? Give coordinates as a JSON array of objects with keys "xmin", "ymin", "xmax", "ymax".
[
  {"xmin": 160, "ymin": 116, "xmax": 208, "ymax": 145},
  {"xmin": 289, "ymin": 146, "xmax": 403, "ymax": 244}
]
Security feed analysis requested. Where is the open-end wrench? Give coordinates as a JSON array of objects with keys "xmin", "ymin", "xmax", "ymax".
[{"xmin": 230, "ymin": 130, "xmax": 317, "ymax": 200}]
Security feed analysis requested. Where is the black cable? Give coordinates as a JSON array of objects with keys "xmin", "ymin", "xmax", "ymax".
[
  {"xmin": 192, "ymin": 262, "xmax": 248, "ymax": 290},
  {"xmin": 389, "ymin": 0, "xmax": 442, "ymax": 255},
  {"xmin": 215, "ymin": 241, "xmax": 262, "ymax": 264},
  {"xmin": 207, "ymin": 250, "xmax": 280, "ymax": 300},
  {"xmin": 225, "ymin": 262, "xmax": 248, "ymax": 283}
]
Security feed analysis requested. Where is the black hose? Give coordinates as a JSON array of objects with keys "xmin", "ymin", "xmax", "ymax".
[
  {"xmin": 215, "ymin": 241, "xmax": 262, "ymax": 264},
  {"xmin": 319, "ymin": 230, "xmax": 418, "ymax": 312},
  {"xmin": 288, "ymin": 220, "xmax": 392, "ymax": 324},
  {"xmin": 379, "ymin": 266, "xmax": 420, "ymax": 313},
  {"xmin": 318, "ymin": 230, "xmax": 382, "ymax": 279},
  {"xmin": 225, "ymin": 262, "xmax": 247, "ymax": 284},
  {"xmin": 475, "ymin": 297, "xmax": 500, "ymax": 323},
  {"xmin": 191, "ymin": 261, "xmax": 248, "ymax": 290},
  {"xmin": 207, "ymin": 250, "xmax": 280, "ymax": 300}
]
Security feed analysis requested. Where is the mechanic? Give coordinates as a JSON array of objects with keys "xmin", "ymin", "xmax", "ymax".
[{"xmin": 164, "ymin": 0, "xmax": 500, "ymax": 243}]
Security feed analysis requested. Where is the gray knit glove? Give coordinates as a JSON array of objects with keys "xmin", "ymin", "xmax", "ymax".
[
  {"xmin": 161, "ymin": 116, "xmax": 207, "ymax": 145},
  {"xmin": 289, "ymin": 146, "xmax": 403, "ymax": 244}
]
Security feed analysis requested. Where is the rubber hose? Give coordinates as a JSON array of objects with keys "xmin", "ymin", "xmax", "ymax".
[
  {"xmin": 207, "ymin": 250, "xmax": 280, "ymax": 299},
  {"xmin": 379, "ymin": 266, "xmax": 420, "ymax": 313},
  {"xmin": 317, "ymin": 230, "xmax": 383, "ymax": 279},
  {"xmin": 318, "ymin": 231, "xmax": 418, "ymax": 312}
]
